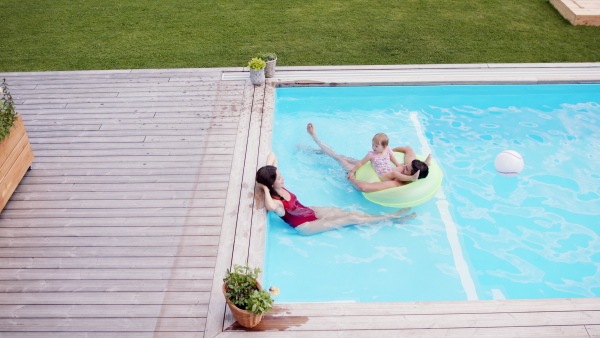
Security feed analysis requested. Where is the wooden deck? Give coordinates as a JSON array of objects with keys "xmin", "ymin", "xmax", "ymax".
[
  {"xmin": 0, "ymin": 67, "xmax": 249, "ymax": 337},
  {"xmin": 550, "ymin": 0, "xmax": 600, "ymax": 25},
  {"xmin": 0, "ymin": 64, "xmax": 599, "ymax": 337}
]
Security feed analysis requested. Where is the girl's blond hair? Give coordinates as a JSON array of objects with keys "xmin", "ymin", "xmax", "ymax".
[{"xmin": 372, "ymin": 133, "xmax": 389, "ymax": 147}]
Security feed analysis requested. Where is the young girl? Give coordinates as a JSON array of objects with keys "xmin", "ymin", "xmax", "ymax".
[
  {"xmin": 306, "ymin": 123, "xmax": 431, "ymax": 193},
  {"xmin": 346, "ymin": 132, "xmax": 421, "ymax": 183},
  {"xmin": 256, "ymin": 152, "xmax": 415, "ymax": 235}
]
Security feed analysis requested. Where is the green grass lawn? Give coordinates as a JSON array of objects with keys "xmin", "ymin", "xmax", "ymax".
[{"xmin": 1, "ymin": 0, "xmax": 599, "ymax": 71}]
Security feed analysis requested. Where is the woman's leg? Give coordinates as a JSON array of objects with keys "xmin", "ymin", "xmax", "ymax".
[
  {"xmin": 306, "ymin": 123, "xmax": 358, "ymax": 172},
  {"xmin": 295, "ymin": 207, "xmax": 415, "ymax": 235}
]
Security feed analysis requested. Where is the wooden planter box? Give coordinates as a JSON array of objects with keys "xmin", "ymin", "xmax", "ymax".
[{"xmin": 0, "ymin": 115, "xmax": 34, "ymax": 212}]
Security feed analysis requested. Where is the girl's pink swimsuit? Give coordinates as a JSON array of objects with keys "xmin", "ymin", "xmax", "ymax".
[
  {"xmin": 369, "ymin": 147, "xmax": 394, "ymax": 177},
  {"xmin": 277, "ymin": 188, "xmax": 318, "ymax": 228}
]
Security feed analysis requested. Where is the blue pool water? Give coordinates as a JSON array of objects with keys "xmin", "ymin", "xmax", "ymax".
[{"xmin": 263, "ymin": 84, "xmax": 600, "ymax": 303}]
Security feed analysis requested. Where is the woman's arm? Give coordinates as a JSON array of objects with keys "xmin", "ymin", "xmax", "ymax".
[
  {"xmin": 346, "ymin": 154, "xmax": 372, "ymax": 179},
  {"xmin": 266, "ymin": 152, "xmax": 277, "ymax": 167},
  {"xmin": 348, "ymin": 176, "xmax": 402, "ymax": 192},
  {"xmin": 391, "ymin": 146, "xmax": 416, "ymax": 164},
  {"xmin": 258, "ymin": 184, "xmax": 285, "ymax": 217}
]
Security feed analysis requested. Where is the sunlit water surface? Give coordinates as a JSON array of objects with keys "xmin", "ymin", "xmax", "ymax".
[{"xmin": 263, "ymin": 84, "xmax": 600, "ymax": 303}]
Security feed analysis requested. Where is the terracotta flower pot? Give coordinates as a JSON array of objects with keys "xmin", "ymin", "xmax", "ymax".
[{"xmin": 223, "ymin": 282, "xmax": 264, "ymax": 328}]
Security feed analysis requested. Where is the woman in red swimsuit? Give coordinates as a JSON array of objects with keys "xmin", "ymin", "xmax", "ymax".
[{"xmin": 256, "ymin": 153, "xmax": 415, "ymax": 235}]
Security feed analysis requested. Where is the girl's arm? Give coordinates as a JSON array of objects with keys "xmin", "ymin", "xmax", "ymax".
[
  {"xmin": 346, "ymin": 154, "xmax": 372, "ymax": 179},
  {"xmin": 258, "ymin": 184, "xmax": 285, "ymax": 217}
]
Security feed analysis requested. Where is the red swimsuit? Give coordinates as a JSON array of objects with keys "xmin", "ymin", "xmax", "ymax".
[{"xmin": 277, "ymin": 188, "xmax": 318, "ymax": 228}]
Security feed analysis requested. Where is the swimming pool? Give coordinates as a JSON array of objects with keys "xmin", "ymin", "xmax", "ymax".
[{"xmin": 263, "ymin": 84, "xmax": 600, "ymax": 303}]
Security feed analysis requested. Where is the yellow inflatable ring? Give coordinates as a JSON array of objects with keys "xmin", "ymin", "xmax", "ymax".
[{"xmin": 355, "ymin": 152, "xmax": 443, "ymax": 208}]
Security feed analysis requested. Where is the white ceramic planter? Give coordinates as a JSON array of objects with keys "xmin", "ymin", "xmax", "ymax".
[
  {"xmin": 249, "ymin": 68, "xmax": 265, "ymax": 85},
  {"xmin": 265, "ymin": 59, "xmax": 277, "ymax": 78}
]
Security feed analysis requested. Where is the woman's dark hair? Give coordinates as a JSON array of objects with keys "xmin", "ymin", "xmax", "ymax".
[
  {"xmin": 256, "ymin": 165, "xmax": 284, "ymax": 200},
  {"xmin": 411, "ymin": 160, "xmax": 429, "ymax": 179}
]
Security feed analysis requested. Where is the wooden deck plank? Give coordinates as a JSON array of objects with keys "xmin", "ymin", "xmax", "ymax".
[
  {"xmin": 0, "ymin": 235, "xmax": 220, "ymax": 247},
  {"xmin": 0, "ymin": 304, "xmax": 209, "ymax": 318},
  {"xmin": 3, "ymin": 334, "xmax": 171, "ymax": 338},
  {"xmin": 0, "ymin": 318, "xmax": 207, "ymax": 332},
  {"xmin": 0, "ymin": 216, "xmax": 223, "ymax": 227},
  {"xmin": 23, "ymin": 112, "xmax": 237, "ymax": 121},
  {"xmin": 29, "ymin": 155, "xmax": 233, "ymax": 163},
  {"xmin": 218, "ymin": 326, "xmax": 591, "ymax": 337},
  {"xmin": 270, "ymin": 298, "xmax": 600, "ymax": 315},
  {"xmin": 0, "ymin": 280, "xmax": 211, "ymax": 293},
  {"xmin": 24, "ymin": 116, "xmax": 240, "ymax": 124},
  {"xmin": 0, "ymin": 268, "xmax": 214, "ymax": 280},
  {"xmin": 586, "ymin": 324, "xmax": 600, "ymax": 336},
  {"xmin": 221, "ymin": 83, "xmax": 267, "ymax": 331},
  {"xmin": 22, "ymin": 95, "xmax": 239, "ymax": 105},
  {"xmin": 3, "ymin": 199, "xmax": 225, "ymax": 210},
  {"xmin": 11, "ymin": 182, "xmax": 226, "ymax": 193},
  {"xmin": 25, "ymin": 123, "xmax": 237, "ymax": 132},
  {"xmin": 28, "ymin": 148, "xmax": 235, "ymax": 157},
  {"xmin": 248, "ymin": 83, "xmax": 275, "ymax": 273},
  {"xmin": 0, "ymin": 226, "xmax": 221, "ymax": 238},
  {"xmin": 225, "ymin": 310, "xmax": 600, "ymax": 332},
  {"xmin": 20, "ymin": 103, "xmax": 241, "ymax": 111},
  {"xmin": 203, "ymin": 80, "xmax": 256, "ymax": 338},
  {"xmin": 12, "ymin": 84, "xmax": 244, "ymax": 93},
  {"xmin": 0, "ymin": 246, "xmax": 218, "ymax": 258},
  {"xmin": 1, "ymin": 256, "xmax": 217, "ymax": 268},
  {"xmin": 0, "ymin": 209, "xmax": 221, "ymax": 219},
  {"xmin": 0, "ymin": 223, "xmax": 221, "ymax": 236},
  {"xmin": 0, "ymin": 292, "xmax": 210, "ymax": 305},
  {"xmin": 27, "ymin": 128, "xmax": 238, "ymax": 136},
  {"xmin": 230, "ymin": 84, "xmax": 266, "ymax": 268},
  {"xmin": 21, "ymin": 168, "xmax": 232, "ymax": 177},
  {"xmin": 5, "ymin": 334, "xmax": 197, "ymax": 338},
  {"xmin": 9, "ymin": 191, "xmax": 224, "ymax": 201},
  {"xmin": 29, "ymin": 137, "xmax": 233, "ymax": 145}
]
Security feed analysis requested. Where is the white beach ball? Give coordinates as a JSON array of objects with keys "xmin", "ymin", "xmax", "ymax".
[{"xmin": 494, "ymin": 150, "xmax": 524, "ymax": 177}]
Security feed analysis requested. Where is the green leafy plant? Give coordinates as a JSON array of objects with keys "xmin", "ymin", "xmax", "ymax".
[
  {"xmin": 247, "ymin": 289, "xmax": 274, "ymax": 314},
  {"xmin": 0, "ymin": 79, "xmax": 19, "ymax": 142},
  {"xmin": 223, "ymin": 265, "xmax": 275, "ymax": 315},
  {"xmin": 256, "ymin": 52, "xmax": 277, "ymax": 62},
  {"xmin": 246, "ymin": 57, "xmax": 266, "ymax": 71}
]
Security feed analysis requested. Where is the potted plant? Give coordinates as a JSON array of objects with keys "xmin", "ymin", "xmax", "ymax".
[
  {"xmin": 222, "ymin": 265, "xmax": 278, "ymax": 328},
  {"xmin": 256, "ymin": 52, "xmax": 277, "ymax": 78},
  {"xmin": 0, "ymin": 78, "xmax": 34, "ymax": 212},
  {"xmin": 247, "ymin": 57, "xmax": 267, "ymax": 85}
]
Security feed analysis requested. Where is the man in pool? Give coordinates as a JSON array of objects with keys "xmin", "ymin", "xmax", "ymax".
[{"xmin": 306, "ymin": 123, "xmax": 432, "ymax": 192}]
